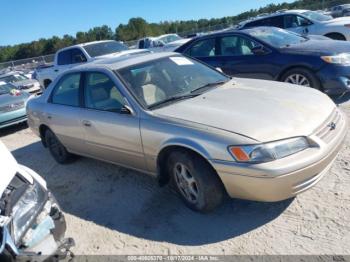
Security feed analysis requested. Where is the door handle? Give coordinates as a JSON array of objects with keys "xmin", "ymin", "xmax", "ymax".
[
  {"xmin": 47, "ymin": 115, "xmax": 52, "ymax": 120},
  {"xmin": 82, "ymin": 120, "xmax": 92, "ymax": 127},
  {"xmin": 54, "ymin": 69, "xmax": 59, "ymax": 72}
]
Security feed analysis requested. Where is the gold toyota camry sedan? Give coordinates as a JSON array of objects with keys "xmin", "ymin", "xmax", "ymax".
[{"xmin": 27, "ymin": 52, "xmax": 348, "ymax": 212}]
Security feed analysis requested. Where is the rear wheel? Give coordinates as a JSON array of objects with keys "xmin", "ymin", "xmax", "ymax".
[
  {"xmin": 281, "ymin": 68, "xmax": 321, "ymax": 90},
  {"xmin": 167, "ymin": 150, "xmax": 225, "ymax": 213},
  {"xmin": 325, "ymin": 33, "xmax": 346, "ymax": 41},
  {"xmin": 45, "ymin": 129, "xmax": 74, "ymax": 164}
]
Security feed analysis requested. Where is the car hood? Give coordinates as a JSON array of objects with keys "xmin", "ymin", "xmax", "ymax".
[
  {"xmin": 0, "ymin": 141, "xmax": 18, "ymax": 196},
  {"xmin": 320, "ymin": 16, "xmax": 350, "ymax": 25},
  {"xmin": 0, "ymin": 92, "xmax": 29, "ymax": 106},
  {"xmin": 279, "ymin": 39, "xmax": 350, "ymax": 55},
  {"xmin": 95, "ymin": 49, "xmax": 150, "ymax": 60},
  {"xmin": 153, "ymin": 78, "xmax": 335, "ymax": 142},
  {"xmin": 11, "ymin": 79, "xmax": 39, "ymax": 88}
]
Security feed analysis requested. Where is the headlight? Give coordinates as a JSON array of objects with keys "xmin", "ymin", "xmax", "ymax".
[
  {"xmin": 321, "ymin": 53, "xmax": 350, "ymax": 65},
  {"xmin": 229, "ymin": 137, "xmax": 310, "ymax": 163},
  {"xmin": 11, "ymin": 181, "xmax": 47, "ymax": 244}
]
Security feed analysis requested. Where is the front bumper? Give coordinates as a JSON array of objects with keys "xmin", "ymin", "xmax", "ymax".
[
  {"xmin": 211, "ymin": 109, "xmax": 348, "ymax": 202},
  {"xmin": 317, "ymin": 64, "xmax": 350, "ymax": 95},
  {"xmin": 0, "ymin": 194, "xmax": 74, "ymax": 261},
  {"xmin": 0, "ymin": 108, "xmax": 27, "ymax": 129}
]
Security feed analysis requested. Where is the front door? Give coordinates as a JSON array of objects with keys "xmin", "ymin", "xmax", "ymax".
[{"xmin": 79, "ymin": 71, "xmax": 146, "ymax": 171}]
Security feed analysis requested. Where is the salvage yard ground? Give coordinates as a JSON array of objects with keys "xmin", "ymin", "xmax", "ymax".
[{"xmin": 1, "ymin": 94, "xmax": 350, "ymax": 255}]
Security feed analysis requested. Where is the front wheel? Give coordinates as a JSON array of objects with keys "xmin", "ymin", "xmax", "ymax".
[
  {"xmin": 281, "ymin": 68, "xmax": 321, "ymax": 90},
  {"xmin": 167, "ymin": 151, "xmax": 225, "ymax": 213}
]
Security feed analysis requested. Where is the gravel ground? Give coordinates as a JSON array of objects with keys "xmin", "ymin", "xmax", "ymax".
[{"xmin": 1, "ymin": 94, "xmax": 350, "ymax": 256}]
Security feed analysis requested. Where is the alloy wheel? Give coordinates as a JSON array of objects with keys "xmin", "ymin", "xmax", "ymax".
[
  {"xmin": 284, "ymin": 74, "xmax": 310, "ymax": 87},
  {"xmin": 174, "ymin": 163, "xmax": 199, "ymax": 204}
]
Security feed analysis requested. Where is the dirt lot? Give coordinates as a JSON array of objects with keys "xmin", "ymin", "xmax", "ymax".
[{"xmin": 1, "ymin": 94, "xmax": 350, "ymax": 255}]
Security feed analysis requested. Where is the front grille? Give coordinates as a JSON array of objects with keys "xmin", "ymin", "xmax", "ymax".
[
  {"xmin": 0, "ymin": 101, "xmax": 25, "ymax": 113},
  {"xmin": 314, "ymin": 109, "xmax": 343, "ymax": 143}
]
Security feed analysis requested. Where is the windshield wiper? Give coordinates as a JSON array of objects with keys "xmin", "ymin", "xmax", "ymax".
[
  {"xmin": 148, "ymin": 93, "xmax": 199, "ymax": 110},
  {"xmin": 190, "ymin": 80, "xmax": 228, "ymax": 94}
]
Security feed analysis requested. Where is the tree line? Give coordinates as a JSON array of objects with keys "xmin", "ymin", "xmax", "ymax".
[{"xmin": 0, "ymin": 0, "xmax": 348, "ymax": 63}]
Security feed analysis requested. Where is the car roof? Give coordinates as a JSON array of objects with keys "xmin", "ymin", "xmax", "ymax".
[
  {"xmin": 74, "ymin": 52, "xmax": 178, "ymax": 71},
  {"xmin": 239, "ymin": 9, "xmax": 309, "ymax": 26},
  {"xmin": 58, "ymin": 40, "xmax": 118, "ymax": 52}
]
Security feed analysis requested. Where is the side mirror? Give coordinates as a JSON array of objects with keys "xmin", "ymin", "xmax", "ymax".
[
  {"xmin": 216, "ymin": 67, "xmax": 223, "ymax": 73},
  {"xmin": 120, "ymin": 105, "xmax": 133, "ymax": 115},
  {"xmin": 251, "ymin": 45, "xmax": 268, "ymax": 55}
]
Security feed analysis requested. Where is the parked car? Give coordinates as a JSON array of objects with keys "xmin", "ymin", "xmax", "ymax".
[
  {"xmin": 35, "ymin": 40, "xmax": 148, "ymax": 89},
  {"xmin": 237, "ymin": 9, "xmax": 350, "ymax": 40},
  {"xmin": 0, "ymin": 71, "xmax": 42, "ymax": 94},
  {"xmin": 0, "ymin": 141, "xmax": 73, "ymax": 260},
  {"xmin": 175, "ymin": 26, "xmax": 350, "ymax": 95},
  {"xmin": 137, "ymin": 34, "xmax": 190, "ymax": 51},
  {"xmin": 329, "ymin": 4, "xmax": 350, "ymax": 18},
  {"xmin": 0, "ymin": 81, "xmax": 32, "ymax": 129},
  {"xmin": 26, "ymin": 52, "xmax": 347, "ymax": 212}
]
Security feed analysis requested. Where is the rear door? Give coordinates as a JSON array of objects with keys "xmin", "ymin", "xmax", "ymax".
[
  {"xmin": 79, "ymin": 71, "xmax": 146, "ymax": 171},
  {"xmin": 45, "ymin": 72, "xmax": 86, "ymax": 154},
  {"xmin": 215, "ymin": 34, "xmax": 276, "ymax": 80}
]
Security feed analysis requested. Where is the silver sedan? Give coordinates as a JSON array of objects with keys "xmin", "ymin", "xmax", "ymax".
[{"xmin": 27, "ymin": 52, "xmax": 347, "ymax": 212}]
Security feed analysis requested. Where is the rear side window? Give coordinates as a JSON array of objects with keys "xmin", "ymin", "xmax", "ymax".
[
  {"xmin": 57, "ymin": 50, "xmax": 71, "ymax": 65},
  {"xmin": 269, "ymin": 16, "xmax": 284, "ymax": 28},
  {"xmin": 244, "ymin": 18, "xmax": 268, "ymax": 28},
  {"xmin": 51, "ymin": 73, "xmax": 81, "ymax": 106},
  {"xmin": 185, "ymin": 38, "xmax": 216, "ymax": 57},
  {"xmin": 84, "ymin": 72, "xmax": 124, "ymax": 112}
]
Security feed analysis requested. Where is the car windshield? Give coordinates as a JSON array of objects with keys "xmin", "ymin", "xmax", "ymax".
[
  {"xmin": 83, "ymin": 41, "xmax": 129, "ymax": 57},
  {"xmin": 0, "ymin": 82, "xmax": 14, "ymax": 95},
  {"xmin": 302, "ymin": 11, "xmax": 332, "ymax": 21},
  {"xmin": 0, "ymin": 73, "xmax": 28, "ymax": 83},
  {"xmin": 117, "ymin": 56, "xmax": 230, "ymax": 109},
  {"xmin": 247, "ymin": 27, "xmax": 307, "ymax": 48},
  {"xmin": 158, "ymin": 34, "xmax": 182, "ymax": 44}
]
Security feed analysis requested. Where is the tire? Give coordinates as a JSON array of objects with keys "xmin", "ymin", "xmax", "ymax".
[
  {"xmin": 280, "ymin": 68, "xmax": 321, "ymax": 90},
  {"xmin": 325, "ymin": 33, "xmax": 346, "ymax": 41},
  {"xmin": 167, "ymin": 150, "xmax": 225, "ymax": 213},
  {"xmin": 45, "ymin": 129, "xmax": 73, "ymax": 164}
]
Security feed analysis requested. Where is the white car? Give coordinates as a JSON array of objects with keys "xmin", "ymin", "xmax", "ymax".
[
  {"xmin": 329, "ymin": 4, "xmax": 350, "ymax": 18},
  {"xmin": 238, "ymin": 9, "xmax": 350, "ymax": 41},
  {"xmin": 137, "ymin": 34, "xmax": 191, "ymax": 52},
  {"xmin": 0, "ymin": 141, "xmax": 73, "ymax": 260},
  {"xmin": 35, "ymin": 40, "xmax": 148, "ymax": 88}
]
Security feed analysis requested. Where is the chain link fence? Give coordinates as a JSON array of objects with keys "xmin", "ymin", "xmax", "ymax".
[{"xmin": 0, "ymin": 54, "xmax": 54, "ymax": 74}]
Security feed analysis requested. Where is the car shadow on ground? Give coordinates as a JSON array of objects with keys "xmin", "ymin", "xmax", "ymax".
[
  {"xmin": 0, "ymin": 122, "xmax": 28, "ymax": 137},
  {"xmin": 12, "ymin": 141, "xmax": 293, "ymax": 246}
]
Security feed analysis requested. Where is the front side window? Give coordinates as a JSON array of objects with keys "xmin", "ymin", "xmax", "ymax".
[
  {"xmin": 219, "ymin": 35, "xmax": 258, "ymax": 56},
  {"xmin": 51, "ymin": 73, "xmax": 80, "ymax": 106},
  {"xmin": 186, "ymin": 38, "xmax": 216, "ymax": 57},
  {"xmin": 117, "ymin": 56, "xmax": 229, "ymax": 109},
  {"xmin": 284, "ymin": 15, "xmax": 311, "ymax": 28},
  {"xmin": 84, "ymin": 72, "xmax": 124, "ymax": 112},
  {"xmin": 57, "ymin": 50, "xmax": 72, "ymax": 65}
]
